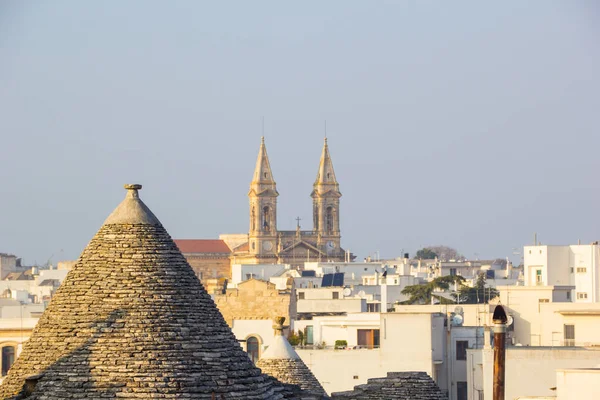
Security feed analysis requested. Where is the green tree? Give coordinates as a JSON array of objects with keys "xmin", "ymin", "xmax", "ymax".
[
  {"xmin": 416, "ymin": 248, "xmax": 438, "ymax": 259},
  {"xmin": 454, "ymin": 272, "xmax": 499, "ymax": 304},
  {"xmin": 401, "ymin": 275, "xmax": 465, "ymax": 305}
]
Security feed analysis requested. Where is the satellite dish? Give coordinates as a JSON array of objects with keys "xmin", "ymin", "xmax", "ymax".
[
  {"xmin": 454, "ymin": 306, "xmax": 464, "ymax": 315},
  {"xmin": 507, "ymin": 316, "xmax": 514, "ymax": 326},
  {"xmin": 452, "ymin": 314, "xmax": 464, "ymax": 326},
  {"xmin": 357, "ymin": 290, "xmax": 366, "ymax": 297},
  {"xmin": 342, "ymin": 288, "xmax": 352, "ymax": 297}
]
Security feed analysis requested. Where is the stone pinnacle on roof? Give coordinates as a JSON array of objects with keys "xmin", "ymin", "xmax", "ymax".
[
  {"xmin": 312, "ymin": 138, "xmax": 340, "ymax": 198},
  {"xmin": 314, "ymin": 138, "xmax": 338, "ymax": 186},
  {"xmin": 250, "ymin": 137, "xmax": 278, "ymax": 195},
  {"xmin": 0, "ymin": 184, "xmax": 297, "ymax": 399},
  {"xmin": 257, "ymin": 317, "xmax": 328, "ymax": 398}
]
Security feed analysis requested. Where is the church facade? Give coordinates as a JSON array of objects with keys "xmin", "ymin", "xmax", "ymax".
[{"xmin": 220, "ymin": 137, "xmax": 349, "ymax": 267}]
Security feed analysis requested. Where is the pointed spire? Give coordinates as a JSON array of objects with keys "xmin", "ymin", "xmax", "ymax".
[
  {"xmin": 313, "ymin": 138, "xmax": 339, "ymax": 193},
  {"xmin": 250, "ymin": 137, "xmax": 277, "ymax": 193}
]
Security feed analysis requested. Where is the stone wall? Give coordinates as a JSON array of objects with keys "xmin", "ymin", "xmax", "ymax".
[
  {"xmin": 214, "ymin": 279, "xmax": 295, "ymax": 326},
  {"xmin": 184, "ymin": 254, "xmax": 231, "ymax": 282}
]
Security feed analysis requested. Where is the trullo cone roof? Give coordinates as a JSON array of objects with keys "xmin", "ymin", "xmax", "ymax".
[
  {"xmin": 0, "ymin": 184, "xmax": 294, "ymax": 399},
  {"xmin": 256, "ymin": 318, "xmax": 327, "ymax": 398}
]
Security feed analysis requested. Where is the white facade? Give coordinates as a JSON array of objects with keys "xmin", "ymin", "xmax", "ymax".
[
  {"xmin": 524, "ymin": 244, "xmax": 600, "ymax": 302},
  {"xmin": 556, "ymin": 368, "xmax": 600, "ymax": 400},
  {"xmin": 294, "ymin": 312, "xmax": 380, "ymax": 348},
  {"xmin": 230, "ymin": 263, "xmax": 289, "ymax": 287},
  {"xmin": 303, "ymin": 262, "xmax": 385, "ymax": 285},
  {"xmin": 467, "ymin": 347, "xmax": 600, "ymax": 400},
  {"xmin": 295, "ymin": 312, "xmax": 447, "ymax": 395},
  {"xmin": 497, "ymin": 285, "xmax": 600, "ymax": 347},
  {"xmin": 0, "ymin": 268, "xmax": 70, "ymax": 304}
]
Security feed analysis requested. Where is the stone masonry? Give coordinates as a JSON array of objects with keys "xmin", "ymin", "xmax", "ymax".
[
  {"xmin": 256, "ymin": 318, "xmax": 327, "ymax": 399},
  {"xmin": 214, "ymin": 279, "xmax": 296, "ymax": 327},
  {"xmin": 0, "ymin": 184, "xmax": 309, "ymax": 399},
  {"xmin": 330, "ymin": 372, "xmax": 447, "ymax": 400}
]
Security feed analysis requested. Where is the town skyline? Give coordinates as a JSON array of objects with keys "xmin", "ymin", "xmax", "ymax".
[{"xmin": 1, "ymin": 1, "xmax": 599, "ymax": 265}]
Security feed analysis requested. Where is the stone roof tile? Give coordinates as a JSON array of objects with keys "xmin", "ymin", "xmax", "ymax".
[{"xmin": 0, "ymin": 184, "xmax": 303, "ymax": 400}]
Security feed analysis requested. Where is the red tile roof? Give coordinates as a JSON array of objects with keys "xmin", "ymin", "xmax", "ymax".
[{"xmin": 174, "ymin": 239, "xmax": 231, "ymax": 254}]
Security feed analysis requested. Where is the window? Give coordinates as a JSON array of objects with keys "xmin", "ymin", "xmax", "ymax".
[
  {"xmin": 298, "ymin": 292, "xmax": 305, "ymax": 300},
  {"xmin": 367, "ymin": 303, "xmax": 381, "ymax": 312},
  {"xmin": 577, "ymin": 292, "xmax": 588, "ymax": 300},
  {"xmin": 449, "ymin": 268, "xmax": 457, "ymax": 277},
  {"xmin": 536, "ymin": 269, "xmax": 543, "ymax": 285},
  {"xmin": 577, "ymin": 267, "xmax": 587, "ymax": 273},
  {"xmin": 305, "ymin": 326, "xmax": 314, "ymax": 345},
  {"xmin": 457, "ymin": 381, "xmax": 468, "ymax": 400},
  {"xmin": 564, "ymin": 324, "xmax": 575, "ymax": 346},
  {"xmin": 456, "ymin": 341, "xmax": 468, "ymax": 361},
  {"xmin": 357, "ymin": 329, "xmax": 380, "ymax": 349},
  {"xmin": 326, "ymin": 207, "xmax": 334, "ymax": 233},
  {"xmin": 566, "ymin": 291, "xmax": 571, "ymax": 300},
  {"xmin": 332, "ymin": 292, "xmax": 339, "ymax": 299},
  {"xmin": 2, "ymin": 346, "xmax": 15, "ymax": 376},
  {"xmin": 246, "ymin": 336, "xmax": 260, "ymax": 363}
]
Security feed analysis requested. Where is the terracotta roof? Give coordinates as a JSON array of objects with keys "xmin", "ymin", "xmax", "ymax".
[{"xmin": 174, "ymin": 239, "xmax": 231, "ymax": 254}]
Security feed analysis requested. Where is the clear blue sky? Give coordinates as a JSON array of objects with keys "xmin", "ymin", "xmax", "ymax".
[{"xmin": 1, "ymin": 1, "xmax": 598, "ymax": 265}]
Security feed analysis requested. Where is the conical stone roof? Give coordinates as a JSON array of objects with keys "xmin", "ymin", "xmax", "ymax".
[
  {"xmin": 0, "ymin": 184, "xmax": 293, "ymax": 400},
  {"xmin": 256, "ymin": 318, "xmax": 328, "ymax": 399},
  {"xmin": 331, "ymin": 372, "xmax": 446, "ymax": 399}
]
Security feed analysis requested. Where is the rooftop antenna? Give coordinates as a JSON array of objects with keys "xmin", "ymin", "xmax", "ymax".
[
  {"xmin": 534, "ymin": 232, "xmax": 537, "ymax": 246},
  {"xmin": 262, "ymin": 116, "xmax": 265, "ymax": 136}
]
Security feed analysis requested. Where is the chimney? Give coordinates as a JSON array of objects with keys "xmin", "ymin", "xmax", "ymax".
[{"xmin": 493, "ymin": 305, "xmax": 508, "ymax": 400}]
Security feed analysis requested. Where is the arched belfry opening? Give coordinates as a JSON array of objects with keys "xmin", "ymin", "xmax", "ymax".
[
  {"xmin": 262, "ymin": 206, "xmax": 270, "ymax": 232},
  {"xmin": 326, "ymin": 206, "xmax": 334, "ymax": 234}
]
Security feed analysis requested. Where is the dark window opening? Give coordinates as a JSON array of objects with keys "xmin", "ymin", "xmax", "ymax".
[
  {"xmin": 456, "ymin": 340, "xmax": 468, "ymax": 360},
  {"xmin": 246, "ymin": 336, "xmax": 259, "ymax": 363},
  {"xmin": 457, "ymin": 381, "xmax": 468, "ymax": 400},
  {"xmin": 2, "ymin": 346, "xmax": 15, "ymax": 376},
  {"xmin": 357, "ymin": 329, "xmax": 380, "ymax": 349},
  {"xmin": 564, "ymin": 324, "xmax": 575, "ymax": 346}
]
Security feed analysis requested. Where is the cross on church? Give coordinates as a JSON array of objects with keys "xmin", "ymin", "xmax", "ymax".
[{"xmin": 295, "ymin": 216, "xmax": 301, "ymax": 229}]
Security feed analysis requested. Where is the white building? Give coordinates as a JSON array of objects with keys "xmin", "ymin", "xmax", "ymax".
[
  {"xmin": 229, "ymin": 263, "xmax": 290, "ymax": 287},
  {"xmin": 295, "ymin": 311, "xmax": 447, "ymax": 395},
  {"xmin": 467, "ymin": 346, "xmax": 600, "ymax": 400},
  {"xmin": 0, "ymin": 268, "xmax": 70, "ymax": 305},
  {"xmin": 524, "ymin": 243, "xmax": 600, "ymax": 302},
  {"xmin": 303, "ymin": 261, "xmax": 385, "ymax": 285}
]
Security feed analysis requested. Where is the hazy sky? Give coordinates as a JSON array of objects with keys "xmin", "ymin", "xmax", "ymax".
[{"xmin": 1, "ymin": 1, "xmax": 598, "ymax": 266}]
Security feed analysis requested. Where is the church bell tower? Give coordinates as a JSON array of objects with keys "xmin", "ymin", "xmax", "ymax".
[
  {"xmin": 311, "ymin": 138, "xmax": 342, "ymax": 256},
  {"xmin": 248, "ymin": 137, "xmax": 278, "ymax": 258}
]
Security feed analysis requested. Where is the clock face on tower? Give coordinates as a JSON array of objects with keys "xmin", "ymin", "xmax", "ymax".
[
  {"xmin": 262, "ymin": 241, "xmax": 273, "ymax": 251},
  {"xmin": 326, "ymin": 241, "xmax": 336, "ymax": 250}
]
